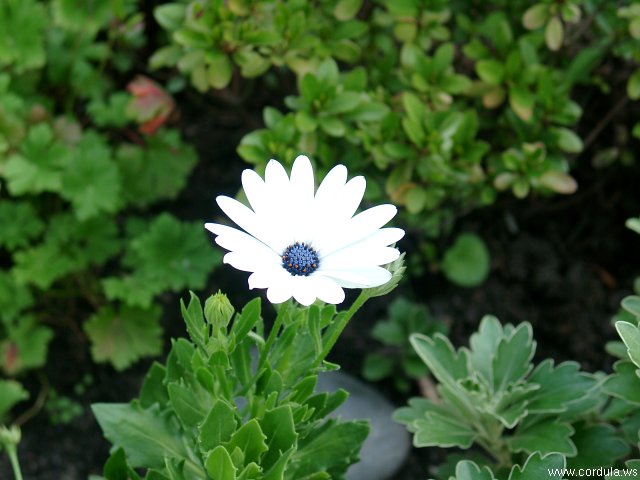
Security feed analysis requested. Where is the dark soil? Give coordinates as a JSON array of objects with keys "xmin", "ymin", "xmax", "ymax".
[{"xmin": 2, "ymin": 78, "xmax": 640, "ymax": 480}]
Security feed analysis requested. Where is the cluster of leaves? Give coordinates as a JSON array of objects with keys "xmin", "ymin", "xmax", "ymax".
[
  {"xmin": 362, "ymin": 297, "xmax": 447, "ymax": 392},
  {"xmin": 152, "ymin": 0, "xmax": 639, "ymax": 283},
  {"xmin": 394, "ymin": 312, "xmax": 640, "ymax": 479},
  {"xmin": 0, "ymin": 0, "xmax": 220, "ymax": 424},
  {"xmin": 91, "ymin": 291, "xmax": 370, "ymax": 480}
]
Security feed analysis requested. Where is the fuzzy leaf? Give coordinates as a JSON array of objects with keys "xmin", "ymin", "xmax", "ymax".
[
  {"xmin": 604, "ymin": 361, "xmax": 640, "ymax": 404},
  {"xmin": 616, "ymin": 320, "xmax": 640, "ymax": 369},
  {"xmin": 567, "ymin": 423, "xmax": 629, "ymax": 469},
  {"xmin": 509, "ymin": 452, "xmax": 566, "ymax": 480},
  {"xmin": 1, "ymin": 315, "xmax": 53, "ymax": 375},
  {"xmin": 451, "ymin": 460, "xmax": 496, "ymax": 480},
  {"xmin": 413, "ymin": 412, "xmax": 477, "ymax": 448},
  {"xmin": 526, "ymin": 360, "xmax": 597, "ymax": 413},
  {"xmin": 84, "ymin": 305, "xmax": 163, "ymax": 371},
  {"xmin": 492, "ymin": 323, "xmax": 535, "ymax": 393},
  {"xmin": 508, "ymin": 420, "xmax": 575, "ymax": 456},
  {"xmin": 204, "ymin": 445, "xmax": 237, "ymax": 480}
]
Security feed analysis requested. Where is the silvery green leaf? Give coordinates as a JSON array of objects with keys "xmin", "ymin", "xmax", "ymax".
[
  {"xmin": 508, "ymin": 452, "xmax": 566, "ymax": 480},
  {"xmin": 508, "ymin": 419, "xmax": 576, "ymax": 456}
]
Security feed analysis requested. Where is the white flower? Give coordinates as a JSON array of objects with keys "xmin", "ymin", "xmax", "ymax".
[{"xmin": 205, "ymin": 155, "xmax": 404, "ymax": 306}]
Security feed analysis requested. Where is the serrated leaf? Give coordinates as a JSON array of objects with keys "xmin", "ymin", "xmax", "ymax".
[
  {"xmin": 0, "ymin": 379, "xmax": 29, "ymax": 422},
  {"xmin": 603, "ymin": 361, "xmax": 640, "ymax": 404},
  {"xmin": 451, "ymin": 460, "xmax": 496, "ymax": 480},
  {"xmin": 227, "ymin": 419, "xmax": 268, "ymax": 465},
  {"xmin": 1, "ymin": 315, "xmax": 53, "ymax": 375},
  {"xmin": 414, "ymin": 412, "xmax": 477, "ymax": 448},
  {"xmin": 140, "ymin": 362, "xmax": 169, "ymax": 408},
  {"xmin": 288, "ymin": 420, "xmax": 368, "ymax": 478},
  {"xmin": 205, "ymin": 445, "xmax": 237, "ymax": 480},
  {"xmin": 0, "ymin": 270, "xmax": 34, "ymax": 321},
  {"xmin": 0, "ymin": 201, "xmax": 44, "ymax": 250},
  {"xmin": 410, "ymin": 333, "xmax": 469, "ymax": 387},
  {"xmin": 492, "ymin": 323, "xmax": 534, "ymax": 393},
  {"xmin": 84, "ymin": 305, "xmax": 163, "ymax": 371},
  {"xmin": 442, "ymin": 233, "xmax": 490, "ymax": 287},
  {"xmin": 508, "ymin": 420, "xmax": 575, "ymax": 456},
  {"xmin": 0, "ymin": 0, "xmax": 47, "ymax": 72},
  {"xmin": 468, "ymin": 316, "xmax": 503, "ymax": 385},
  {"xmin": 199, "ymin": 400, "xmax": 238, "ymax": 451},
  {"xmin": 168, "ymin": 381, "xmax": 207, "ymax": 428},
  {"xmin": 60, "ymin": 131, "xmax": 121, "ymax": 220},
  {"xmin": 617, "ymin": 320, "xmax": 640, "ymax": 369},
  {"xmin": 509, "ymin": 452, "xmax": 566, "ymax": 480},
  {"xmin": 92, "ymin": 403, "xmax": 192, "ymax": 469},
  {"xmin": 567, "ymin": 423, "xmax": 629, "ymax": 469},
  {"xmin": 115, "ymin": 130, "xmax": 198, "ymax": 208},
  {"xmin": 4, "ymin": 123, "xmax": 67, "ymax": 195},
  {"xmin": 527, "ymin": 360, "xmax": 596, "ymax": 413},
  {"xmin": 259, "ymin": 405, "xmax": 298, "ymax": 470}
]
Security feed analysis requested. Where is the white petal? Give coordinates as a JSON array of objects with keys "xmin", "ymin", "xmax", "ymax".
[
  {"xmin": 205, "ymin": 223, "xmax": 275, "ymax": 256},
  {"xmin": 314, "ymin": 164, "xmax": 347, "ymax": 207},
  {"xmin": 289, "ymin": 155, "xmax": 316, "ymax": 240},
  {"xmin": 310, "ymin": 275, "xmax": 345, "ymax": 304},
  {"xmin": 223, "ymin": 250, "xmax": 278, "ymax": 273},
  {"xmin": 241, "ymin": 169, "xmax": 267, "ymax": 214},
  {"xmin": 266, "ymin": 271, "xmax": 294, "ymax": 304},
  {"xmin": 321, "ymin": 246, "xmax": 399, "ymax": 270},
  {"xmin": 320, "ymin": 204, "xmax": 398, "ymax": 255},
  {"xmin": 320, "ymin": 266, "xmax": 392, "ymax": 288},
  {"xmin": 291, "ymin": 276, "xmax": 317, "ymax": 306},
  {"xmin": 248, "ymin": 264, "xmax": 285, "ymax": 289},
  {"xmin": 216, "ymin": 196, "xmax": 286, "ymax": 253}
]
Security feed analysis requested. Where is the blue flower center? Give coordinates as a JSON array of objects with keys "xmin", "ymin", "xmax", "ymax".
[{"xmin": 282, "ymin": 242, "xmax": 319, "ymax": 276}]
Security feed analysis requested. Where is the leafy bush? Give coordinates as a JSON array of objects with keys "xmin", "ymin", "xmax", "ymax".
[
  {"xmin": 0, "ymin": 0, "xmax": 220, "ymax": 424},
  {"xmin": 151, "ymin": 0, "xmax": 639, "ymax": 283}
]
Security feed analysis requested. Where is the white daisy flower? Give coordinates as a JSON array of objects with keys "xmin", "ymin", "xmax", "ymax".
[{"xmin": 205, "ymin": 155, "xmax": 404, "ymax": 306}]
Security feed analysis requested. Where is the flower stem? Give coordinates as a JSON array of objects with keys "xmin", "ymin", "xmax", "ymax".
[
  {"xmin": 7, "ymin": 446, "xmax": 24, "ymax": 480},
  {"xmin": 314, "ymin": 290, "xmax": 369, "ymax": 367},
  {"xmin": 258, "ymin": 300, "xmax": 291, "ymax": 368}
]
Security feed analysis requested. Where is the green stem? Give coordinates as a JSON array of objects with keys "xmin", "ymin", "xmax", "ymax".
[
  {"xmin": 314, "ymin": 290, "xmax": 370, "ymax": 367},
  {"xmin": 6, "ymin": 444, "xmax": 23, "ymax": 480},
  {"xmin": 258, "ymin": 300, "xmax": 291, "ymax": 368}
]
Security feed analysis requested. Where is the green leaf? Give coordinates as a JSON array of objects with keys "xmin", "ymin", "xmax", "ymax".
[
  {"xmin": 410, "ymin": 333, "xmax": 469, "ymax": 387},
  {"xmin": 294, "ymin": 111, "xmax": 317, "ymax": 133},
  {"xmin": 259, "ymin": 405, "xmax": 298, "ymax": 470},
  {"xmin": 628, "ymin": 70, "xmax": 640, "ymax": 100},
  {"xmin": 468, "ymin": 316, "xmax": 503, "ymax": 384},
  {"xmin": 508, "ymin": 420, "xmax": 575, "ymax": 456},
  {"xmin": 199, "ymin": 400, "xmax": 238, "ymax": 451},
  {"xmin": 567, "ymin": 423, "xmax": 629, "ymax": 469},
  {"xmin": 509, "ymin": 86, "xmax": 535, "ymax": 122},
  {"xmin": 492, "ymin": 322, "xmax": 535, "ymax": 393},
  {"xmin": 1, "ymin": 315, "xmax": 53, "ymax": 375},
  {"xmin": 227, "ymin": 419, "xmax": 268, "ymax": 465},
  {"xmin": 60, "ymin": 131, "xmax": 121, "ymax": 220},
  {"xmin": 84, "ymin": 305, "xmax": 163, "ymax": 371},
  {"xmin": 622, "ymin": 296, "xmax": 640, "ymax": 318},
  {"xmin": 0, "ymin": 0, "xmax": 47, "ymax": 72},
  {"xmin": 413, "ymin": 412, "xmax": 477, "ymax": 448},
  {"xmin": 0, "ymin": 201, "xmax": 44, "ymax": 251},
  {"xmin": 205, "ymin": 446, "xmax": 237, "ymax": 480},
  {"xmin": 105, "ymin": 214, "xmax": 220, "ymax": 308},
  {"xmin": 509, "ymin": 452, "xmax": 566, "ymax": 480},
  {"xmin": 523, "ymin": 4, "xmax": 549, "ymax": 30},
  {"xmin": 616, "ymin": 320, "xmax": 640, "ymax": 368},
  {"xmin": 538, "ymin": 171, "xmax": 578, "ymax": 194},
  {"xmin": 115, "ymin": 130, "xmax": 198, "ymax": 208},
  {"xmin": 545, "ymin": 16, "xmax": 564, "ymax": 51},
  {"xmin": 52, "ymin": 0, "xmax": 113, "ymax": 34},
  {"xmin": 604, "ymin": 361, "xmax": 640, "ymax": 404},
  {"xmin": 526, "ymin": 360, "xmax": 596, "ymax": 413},
  {"xmin": 4, "ymin": 123, "xmax": 67, "ymax": 195},
  {"xmin": 451, "ymin": 460, "xmax": 496, "ymax": 480},
  {"xmin": 442, "ymin": 233, "xmax": 490, "ymax": 287},
  {"xmin": 318, "ymin": 117, "xmax": 346, "ymax": 137},
  {"xmin": 92, "ymin": 403, "xmax": 192, "ymax": 469},
  {"xmin": 140, "ymin": 362, "xmax": 169, "ymax": 408},
  {"xmin": 168, "ymin": 381, "xmax": 207, "ymax": 428},
  {"xmin": 103, "ymin": 447, "xmax": 139, "ymax": 480},
  {"xmin": 154, "ymin": 4, "xmax": 186, "ymax": 31},
  {"xmin": 334, "ymin": 0, "xmax": 362, "ymax": 21},
  {"xmin": 0, "ymin": 379, "xmax": 29, "ymax": 422},
  {"xmin": 289, "ymin": 420, "xmax": 369, "ymax": 478},
  {"xmin": 0, "ymin": 270, "xmax": 34, "ymax": 321},
  {"xmin": 551, "ymin": 127, "xmax": 583, "ymax": 153},
  {"xmin": 476, "ymin": 59, "xmax": 505, "ymax": 85},
  {"xmin": 207, "ymin": 52, "xmax": 233, "ymax": 89},
  {"xmin": 362, "ymin": 353, "xmax": 394, "ymax": 381}
]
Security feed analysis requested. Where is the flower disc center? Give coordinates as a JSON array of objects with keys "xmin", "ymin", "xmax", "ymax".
[{"xmin": 282, "ymin": 242, "xmax": 319, "ymax": 276}]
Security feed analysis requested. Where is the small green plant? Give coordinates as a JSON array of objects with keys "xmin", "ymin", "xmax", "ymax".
[
  {"xmin": 362, "ymin": 297, "xmax": 447, "ymax": 392},
  {"xmin": 395, "ymin": 315, "xmax": 630, "ymax": 477}
]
